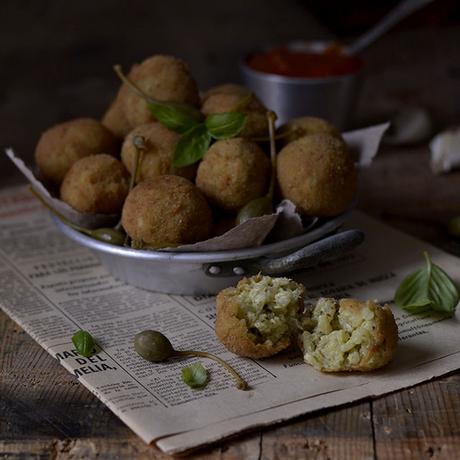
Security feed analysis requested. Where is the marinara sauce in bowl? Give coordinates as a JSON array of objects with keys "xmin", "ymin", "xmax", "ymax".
[{"xmin": 241, "ymin": 42, "xmax": 364, "ymax": 129}]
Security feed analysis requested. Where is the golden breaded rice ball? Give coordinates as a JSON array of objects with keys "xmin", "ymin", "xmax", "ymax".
[
  {"xmin": 201, "ymin": 92, "xmax": 267, "ymax": 139},
  {"xmin": 121, "ymin": 122, "xmax": 196, "ymax": 183},
  {"xmin": 120, "ymin": 55, "xmax": 200, "ymax": 128},
  {"xmin": 277, "ymin": 133, "xmax": 357, "ymax": 217},
  {"xmin": 60, "ymin": 154, "xmax": 129, "ymax": 214},
  {"xmin": 196, "ymin": 138, "xmax": 271, "ymax": 211},
  {"xmin": 301, "ymin": 298, "xmax": 398, "ymax": 372},
  {"xmin": 35, "ymin": 118, "xmax": 119, "ymax": 186},
  {"xmin": 215, "ymin": 275, "xmax": 305, "ymax": 359},
  {"xmin": 102, "ymin": 92, "xmax": 132, "ymax": 139},
  {"xmin": 121, "ymin": 176, "xmax": 212, "ymax": 247},
  {"xmin": 277, "ymin": 116, "xmax": 342, "ymax": 146},
  {"xmin": 201, "ymin": 83, "xmax": 250, "ymax": 104}
]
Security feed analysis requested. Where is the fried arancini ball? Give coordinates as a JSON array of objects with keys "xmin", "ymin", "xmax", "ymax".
[
  {"xmin": 300, "ymin": 298, "xmax": 398, "ymax": 372},
  {"xmin": 277, "ymin": 116, "xmax": 342, "ymax": 146},
  {"xmin": 201, "ymin": 92, "xmax": 267, "ymax": 138},
  {"xmin": 102, "ymin": 92, "xmax": 132, "ymax": 139},
  {"xmin": 277, "ymin": 133, "xmax": 357, "ymax": 217},
  {"xmin": 60, "ymin": 154, "xmax": 129, "ymax": 214},
  {"xmin": 121, "ymin": 122, "xmax": 196, "ymax": 183},
  {"xmin": 196, "ymin": 138, "xmax": 271, "ymax": 211},
  {"xmin": 121, "ymin": 176, "xmax": 212, "ymax": 247},
  {"xmin": 215, "ymin": 275, "xmax": 305, "ymax": 359},
  {"xmin": 35, "ymin": 118, "xmax": 119, "ymax": 186},
  {"xmin": 120, "ymin": 55, "xmax": 200, "ymax": 128},
  {"xmin": 201, "ymin": 83, "xmax": 249, "ymax": 104}
]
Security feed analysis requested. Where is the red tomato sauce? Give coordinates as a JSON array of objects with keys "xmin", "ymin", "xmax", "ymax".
[{"xmin": 246, "ymin": 46, "xmax": 363, "ymax": 78}]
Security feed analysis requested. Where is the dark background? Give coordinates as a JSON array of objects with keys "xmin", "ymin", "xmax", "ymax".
[{"xmin": 1, "ymin": 0, "xmax": 459, "ymax": 187}]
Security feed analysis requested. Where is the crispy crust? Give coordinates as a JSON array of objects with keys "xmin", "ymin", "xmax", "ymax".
[
  {"xmin": 277, "ymin": 133, "xmax": 357, "ymax": 217},
  {"xmin": 308, "ymin": 299, "xmax": 398, "ymax": 373},
  {"xmin": 215, "ymin": 276, "xmax": 305, "ymax": 359},
  {"xmin": 120, "ymin": 55, "xmax": 200, "ymax": 128},
  {"xmin": 277, "ymin": 116, "xmax": 342, "ymax": 147},
  {"xmin": 35, "ymin": 118, "xmax": 119, "ymax": 186},
  {"xmin": 201, "ymin": 93, "xmax": 267, "ymax": 138},
  {"xmin": 121, "ymin": 122, "xmax": 196, "ymax": 183},
  {"xmin": 201, "ymin": 83, "xmax": 249, "ymax": 104},
  {"xmin": 60, "ymin": 154, "xmax": 129, "ymax": 214},
  {"xmin": 102, "ymin": 91, "xmax": 132, "ymax": 139},
  {"xmin": 121, "ymin": 175, "xmax": 212, "ymax": 246},
  {"xmin": 196, "ymin": 138, "xmax": 271, "ymax": 211},
  {"xmin": 215, "ymin": 287, "xmax": 290, "ymax": 359}
]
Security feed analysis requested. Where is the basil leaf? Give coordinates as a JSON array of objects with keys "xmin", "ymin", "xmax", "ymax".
[
  {"xmin": 430, "ymin": 263, "xmax": 460, "ymax": 313},
  {"xmin": 172, "ymin": 124, "xmax": 211, "ymax": 167},
  {"xmin": 395, "ymin": 252, "xmax": 459, "ymax": 315},
  {"xmin": 181, "ymin": 362, "xmax": 209, "ymax": 389},
  {"xmin": 72, "ymin": 330, "xmax": 96, "ymax": 358},
  {"xmin": 148, "ymin": 101, "xmax": 203, "ymax": 134},
  {"xmin": 205, "ymin": 112, "xmax": 247, "ymax": 139}
]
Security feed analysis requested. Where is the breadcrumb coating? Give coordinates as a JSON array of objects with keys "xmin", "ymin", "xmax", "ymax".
[
  {"xmin": 120, "ymin": 55, "xmax": 200, "ymax": 129},
  {"xmin": 277, "ymin": 133, "xmax": 357, "ymax": 217},
  {"xmin": 301, "ymin": 298, "xmax": 398, "ymax": 372},
  {"xmin": 215, "ymin": 275, "xmax": 305, "ymax": 359},
  {"xmin": 121, "ymin": 122, "xmax": 196, "ymax": 183},
  {"xmin": 277, "ymin": 116, "xmax": 342, "ymax": 147},
  {"xmin": 196, "ymin": 138, "xmax": 270, "ymax": 211},
  {"xmin": 35, "ymin": 118, "xmax": 119, "ymax": 186},
  {"xmin": 60, "ymin": 154, "xmax": 129, "ymax": 214},
  {"xmin": 121, "ymin": 175, "xmax": 212, "ymax": 247}
]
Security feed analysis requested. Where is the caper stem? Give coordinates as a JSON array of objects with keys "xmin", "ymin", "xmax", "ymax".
[
  {"xmin": 266, "ymin": 110, "xmax": 278, "ymax": 200},
  {"xmin": 175, "ymin": 350, "xmax": 249, "ymax": 391},
  {"xmin": 113, "ymin": 64, "xmax": 158, "ymax": 105},
  {"xmin": 251, "ymin": 129, "xmax": 293, "ymax": 142}
]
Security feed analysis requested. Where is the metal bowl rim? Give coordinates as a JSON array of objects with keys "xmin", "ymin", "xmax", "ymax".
[{"xmin": 52, "ymin": 209, "xmax": 350, "ymax": 264}]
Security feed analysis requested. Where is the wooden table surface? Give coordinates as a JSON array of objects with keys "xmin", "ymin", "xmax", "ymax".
[{"xmin": 1, "ymin": 5, "xmax": 460, "ymax": 458}]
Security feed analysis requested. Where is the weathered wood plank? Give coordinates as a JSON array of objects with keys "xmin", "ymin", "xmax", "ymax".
[
  {"xmin": 0, "ymin": 310, "xmax": 264, "ymax": 458},
  {"xmin": 372, "ymin": 374, "xmax": 460, "ymax": 459},
  {"xmin": 259, "ymin": 403, "xmax": 374, "ymax": 460}
]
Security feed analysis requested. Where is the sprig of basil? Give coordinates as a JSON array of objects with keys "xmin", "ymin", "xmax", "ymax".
[
  {"xmin": 181, "ymin": 362, "xmax": 209, "ymax": 389},
  {"xmin": 205, "ymin": 112, "xmax": 247, "ymax": 139},
  {"xmin": 172, "ymin": 113, "xmax": 247, "ymax": 167},
  {"xmin": 148, "ymin": 101, "xmax": 203, "ymax": 134},
  {"xmin": 395, "ymin": 252, "xmax": 459, "ymax": 315},
  {"xmin": 72, "ymin": 330, "xmax": 96, "ymax": 358},
  {"xmin": 172, "ymin": 124, "xmax": 211, "ymax": 167}
]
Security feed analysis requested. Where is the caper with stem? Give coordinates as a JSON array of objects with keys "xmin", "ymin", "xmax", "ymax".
[
  {"xmin": 29, "ymin": 186, "xmax": 125, "ymax": 246},
  {"xmin": 120, "ymin": 134, "xmax": 146, "ymax": 246},
  {"xmin": 236, "ymin": 111, "xmax": 278, "ymax": 225},
  {"xmin": 133, "ymin": 330, "xmax": 249, "ymax": 391}
]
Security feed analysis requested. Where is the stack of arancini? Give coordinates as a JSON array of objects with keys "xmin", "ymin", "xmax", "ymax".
[{"xmin": 33, "ymin": 54, "xmax": 357, "ymax": 248}]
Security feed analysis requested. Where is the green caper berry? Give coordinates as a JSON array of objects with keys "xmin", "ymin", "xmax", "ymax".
[
  {"xmin": 134, "ymin": 330, "xmax": 175, "ymax": 362},
  {"xmin": 236, "ymin": 196, "xmax": 273, "ymax": 225},
  {"xmin": 91, "ymin": 228, "xmax": 125, "ymax": 246}
]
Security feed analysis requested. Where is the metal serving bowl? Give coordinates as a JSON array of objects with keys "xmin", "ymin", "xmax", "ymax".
[
  {"xmin": 240, "ymin": 41, "xmax": 363, "ymax": 129},
  {"xmin": 53, "ymin": 210, "xmax": 364, "ymax": 296}
]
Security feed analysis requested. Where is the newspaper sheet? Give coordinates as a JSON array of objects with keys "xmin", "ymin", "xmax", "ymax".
[{"xmin": 1, "ymin": 184, "xmax": 460, "ymax": 455}]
